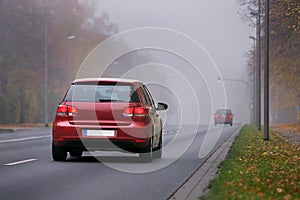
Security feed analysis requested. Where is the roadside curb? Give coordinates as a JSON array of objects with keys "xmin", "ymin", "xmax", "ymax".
[
  {"xmin": 169, "ymin": 127, "xmax": 242, "ymax": 200},
  {"xmin": 0, "ymin": 127, "xmax": 49, "ymax": 133}
]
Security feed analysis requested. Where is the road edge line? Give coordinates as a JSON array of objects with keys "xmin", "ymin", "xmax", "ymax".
[{"xmin": 5, "ymin": 158, "xmax": 38, "ymax": 166}]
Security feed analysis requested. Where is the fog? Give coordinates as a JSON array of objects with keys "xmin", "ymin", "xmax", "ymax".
[{"xmin": 91, "ymin": 0, "xmax": 254, "ymax": 124}]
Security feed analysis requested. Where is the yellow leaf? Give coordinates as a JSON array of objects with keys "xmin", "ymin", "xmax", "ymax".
[
  {"xmin": 276, "ymin": 188, "xmax": 284, "ymax": 193},
  {"xmin": 283, "ymin": 194, "xmax": 292, "ymax": 200},
  {"xmin": 292, "ymin": 155, "xmax": 299, "ymax": 160}
]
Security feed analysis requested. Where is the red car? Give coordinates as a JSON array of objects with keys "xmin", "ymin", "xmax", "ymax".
[
  {"xmin": 52, "ymin": 78, "xmax": 168, "ymax": 162},
  {"xmin": 214, "ymin": 109, "xmax": 233, "ymax": 126}
]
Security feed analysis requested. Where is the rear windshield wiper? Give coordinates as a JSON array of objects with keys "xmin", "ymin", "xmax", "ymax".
[{"xmin": 98, "ymin": 99, "xmax": 124, "ymax": 102}]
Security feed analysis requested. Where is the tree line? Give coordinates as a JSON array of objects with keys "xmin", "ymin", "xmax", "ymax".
[
  {"xmin": 238, "ymin": 0, "xmax": 300, "ymax": 123},
  {"xmin": 0, "ymin": 0, "xmax": 117, "ymax": 124}
]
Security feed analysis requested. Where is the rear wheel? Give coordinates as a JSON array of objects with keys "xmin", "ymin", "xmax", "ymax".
[
  {"xmin": 52, "ymin": 144, "xmax": 67, "ymax": 161},
  {"xmin": 139, "ymin": 136, "xmax": 153, "ymax": 163},
  {"xmin": 153, "ymin": 132, "xmax": 162, "ymax": 159}
]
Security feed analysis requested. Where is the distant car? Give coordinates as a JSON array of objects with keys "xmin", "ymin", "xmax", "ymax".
[
  {"xmin": 52, "ymin": 78, "xmax": 168, "ymax": 162},
  {"xmin": 214, "ymin": 109, "xmax": 233, "ymax": 126}
]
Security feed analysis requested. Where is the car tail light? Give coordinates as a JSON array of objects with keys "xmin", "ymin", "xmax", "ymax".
[
  {"xmin": 56, "ymin": 105, "xmax": 78, "ymax": 116},
  {"xmin": 134, "ymin": 107, "xmax": 148, "ymax": 117},
  {"xmin": 214, "ymin": 114, "xmax": 219, "ymax": 118},
  {"xmin": 122, "ymin": 107, "xmax": 134, "ymax": 117},
  {"xmin": 122, "ymin": 107, "xmax": 148, "ymax": 117},
  {"xmin": 229, "ymin": 114, "xmax": 233, "ymax": 119}
]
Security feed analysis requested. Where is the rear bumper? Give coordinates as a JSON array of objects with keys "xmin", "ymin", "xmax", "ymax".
[
  {"xmin": 52, "ymin": 121, "xmax": 151, "ymax": 153},
  {"xmin": 57, "ymin": 139, "xmax": 147, "ymax": 153},
  {"xmin": 214, "ymin": 118, "xmax": 232, "ymax": 124}
]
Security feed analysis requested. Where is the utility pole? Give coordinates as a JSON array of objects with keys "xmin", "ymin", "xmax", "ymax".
[
  {"xmin": 264, "ymin": 0, "xmax": 270, "ymax": 140},
  {"xmin": 44, "ymin": 13, "xmax": 48, "ymax": 127},
  {"xmin": 67, "ymin": 35, "xmax": 76, "ymax": 84},
  {"xmin": 249, "ymin": 36, "xmax": 256, "ymax": 125},
  {"xmin": 256, "ymin": 0, "xmax": 262, "ymax": 130}
]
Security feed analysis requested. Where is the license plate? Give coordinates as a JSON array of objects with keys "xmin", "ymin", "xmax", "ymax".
[{"xmin": 82, "ymin": 129, "xmax": 115, "ymax": 137}]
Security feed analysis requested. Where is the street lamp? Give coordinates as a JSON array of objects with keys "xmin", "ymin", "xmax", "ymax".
[
  {"xmin": 251, "ymin": 1, "xmax": 262, "ymax": 131},
  {"xmin": 249, "ymin": 36, "xmax": 256, "ymax": 125},
  {"xmin": 67, "ymin": 35, "xmax": 76, "ymax": 83},
  {"xmin": 68, "ymin": 35, "xmax": 76, "ymax": 40},
  {"xmin": 256, "ymin": 3, "xmax": 262, "ymax": 131},
  {"xmin": 44, "ymin": 13, "xmax": 49, "ymax": 127},
  {"xmin": 217, "ymin": 76, "xmax": 250, "ymax": 87},
  {"xmin": 264, "ymin": 0, "xmax": 270, "ymax": 140},
  {"xmin": 249, "ymin": 36, "xmax": 255, "ymax": 41}
]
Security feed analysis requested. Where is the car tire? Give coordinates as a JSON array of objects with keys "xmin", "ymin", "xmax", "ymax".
[
  {"xmin": 69, "ymin": 149, "xmax": 83, "ymax": 158},
  {"xmin": 214, "ymin": 122, "xmax": 217, "ymax": 126},
  {"xmin": 230, "ymin": 122, "xmax": 233, "ymax": 126},
  {"xmin": 52, "ymin": 143, "xmax": 67, "ymax": 161},
  {"xmin": 153, "ymin": 132, "xmax": 162, "ymax": 159},
  {"xmin": 139, "ymin": 136, "xmax": 153, "ymax": 163}
]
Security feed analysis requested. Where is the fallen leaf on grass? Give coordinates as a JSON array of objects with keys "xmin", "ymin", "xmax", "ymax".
[
  {"xmin": 283, "ymin": 194, "xmax": 292, "ymax": 200},
  {"xmin": 276, "ymin": 188, "xmax": 284, "ymax": 193}
]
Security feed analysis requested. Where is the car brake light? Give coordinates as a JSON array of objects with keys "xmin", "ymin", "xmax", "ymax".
[
  {"xmin": 214, "ymin": 114, "xmax": 219, "ymax": 118},
  {"xmin": 122, "ymin": 107, "xmax": 148, "ymax": 117},
  {"xmin": 134, "ymin": 107, "xmax": 148, "ymax": 117},
  {"xmin": 229, "ymin": 114, "xmax": 233, "ymax": 119},
  {"xmin": 56, "ymin": 105, "xmax": 78, "ymax": 116},
  {"xmin": 122, "ymin": 107, "xmax": 134, "ymax": 117}
]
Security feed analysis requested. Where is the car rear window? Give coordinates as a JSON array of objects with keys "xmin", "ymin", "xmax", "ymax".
[
  {"xmin": 216, "ymin": 109, "xmax": 231, "ymax": 114},
  {"xmin": 64, "ymin": 83, "xmax": 140, "ymax": 103}
]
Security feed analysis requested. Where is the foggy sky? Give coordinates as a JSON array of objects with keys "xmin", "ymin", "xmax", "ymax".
[{"xmin": 96, "ymin": 0, "xmax": 254, "ymax": 123}]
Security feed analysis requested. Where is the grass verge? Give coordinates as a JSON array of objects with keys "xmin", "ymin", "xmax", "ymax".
[{"xmin": 202, "ymin": 125, "xmax": 300, "ymax": 200}]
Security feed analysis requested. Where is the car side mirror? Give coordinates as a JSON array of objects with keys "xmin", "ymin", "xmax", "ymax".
[{"xmin": 156, "ymin": 102, "xmax": 168, "ymax": 110}]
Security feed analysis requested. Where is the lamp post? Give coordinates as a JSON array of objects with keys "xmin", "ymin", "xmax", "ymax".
[
  {"xmin": 256, "ymin": 0, "xmax": 262, "ymax": 131},
  {"xmin": 67, "ymin": 35, "xmax": 76, "ymax": 84},
  {"xmin": 251, "ymin": 2, "xmax": 262, "ymax": 131},
  {"xmin": 44, "ymin": 13, "xmax": 49, "ymax": 127},
  {"xmin": 264, "ymin": 0, "xmax": 270, "ymax": 140},
  {"xmin": 249, "ymin": 36, "xmax": 256, "ymax": 125}
]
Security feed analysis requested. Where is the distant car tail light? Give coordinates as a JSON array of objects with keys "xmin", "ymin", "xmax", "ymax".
[
  {"xmin": 214, "ymin": 114, "xmax": 219, "ymax": 118},
  {"xmin": 122, "ymin": 107, "xmax": 148, "ymax": 117},
  {"xmin": 229, "ymin": 114, "xmax": 233, "ymax": 119},
  {"xmin": 56, "ymin": 105, "xmax": 78, "ymax": 116}
]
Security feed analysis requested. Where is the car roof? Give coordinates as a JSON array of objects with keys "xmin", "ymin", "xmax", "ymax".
[
  {"xmin": 216, "ymin": 108, "xmax": 232, "ymax": 112},
  {"xmin": 72, "ymin": 78, "xmax": 141, "ymax": 84}
]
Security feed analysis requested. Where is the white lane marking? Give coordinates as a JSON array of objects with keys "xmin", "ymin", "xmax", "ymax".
[
  {"xmin": 0, "ymin": 135, "xmax": 51, "ymax": 143},
  {"xmin": 5, "ymin": 158, "xmax": 38, "ymax": 166}
]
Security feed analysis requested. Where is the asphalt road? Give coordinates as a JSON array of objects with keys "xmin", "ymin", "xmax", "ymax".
[{"xmin": 0, "ymin": 125, "xmax": 239, "ymax": 200}]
